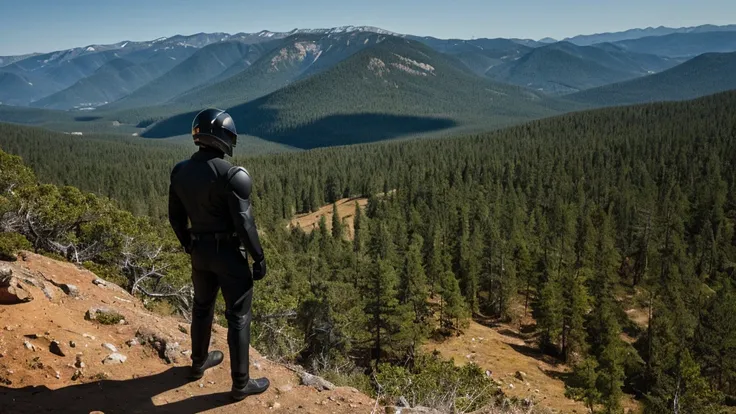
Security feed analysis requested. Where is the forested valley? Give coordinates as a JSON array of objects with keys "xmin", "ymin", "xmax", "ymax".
[{"xmin": 1, "ymin": 90, "xmax": 735, "ymax": 413}]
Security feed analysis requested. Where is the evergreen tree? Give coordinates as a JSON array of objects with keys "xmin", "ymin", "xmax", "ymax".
[{"xmin": 331, "ymin": 202, "xmax": 343, "ymax": 240}]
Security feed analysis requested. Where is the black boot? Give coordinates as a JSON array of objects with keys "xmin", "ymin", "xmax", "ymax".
[
  {"xmin": 231, "ymin": 377, "xmax": 270, "ymax": 401},
  {"xmin": 188, "ymin": 350, "xmax": 224, "ymax": 381}
]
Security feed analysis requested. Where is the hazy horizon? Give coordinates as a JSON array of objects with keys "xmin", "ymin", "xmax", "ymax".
[{"xmin": 1, "ymin": 0, "xmax": 735, "ymax": 55}]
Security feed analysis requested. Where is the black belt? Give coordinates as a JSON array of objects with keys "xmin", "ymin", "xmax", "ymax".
[{"xmin": 190, "ymin": 232, "xmax": 238, "ymax": 241}]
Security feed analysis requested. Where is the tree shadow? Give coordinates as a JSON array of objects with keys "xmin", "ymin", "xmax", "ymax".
[
  {"xmin": 0, "ymin": 367, "xmax": 238, "ymax": 414},
  {"xmin": 141, "ymin": 103, "xmax": 457, "ymax": 149},
  {"xmin": 508, "ymin": 343, "xmax": 563, "ymax": 368}
]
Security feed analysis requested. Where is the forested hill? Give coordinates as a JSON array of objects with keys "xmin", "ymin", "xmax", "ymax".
[
  {"xmin": 568, "ymin": 51, "xmax": 736, "ymax": 106},
  {"xmin": 1, "ymin": 90, "xmax": 735, "ymax": 412},
  {"xmin": 142, "ymin": 37, "xmax": 568, "ymax": 148}
]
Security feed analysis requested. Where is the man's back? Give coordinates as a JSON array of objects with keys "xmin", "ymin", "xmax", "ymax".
[{"xmin": 169, "ymin": 148, "xmax": 234, "ymax": 235}]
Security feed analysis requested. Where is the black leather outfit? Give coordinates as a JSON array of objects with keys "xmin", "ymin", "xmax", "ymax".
[{"xmin": 168, "ymin": 147, "xmax": 264, "ymax": 384}]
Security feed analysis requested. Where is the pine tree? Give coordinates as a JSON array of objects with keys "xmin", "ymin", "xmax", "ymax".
[
  {"xmin": 439, "ymin": 254, "xmax": 469, "ymax": 330},
  {"xmin": 353, "ymin": 201, "xmax": 364, "ymax": 253},
  {"xmin": 567, "ymin": 357, "xmax": 601, "ymax": 414},
  {"xmin": 402, "ymin": 233, "xmax": 429, "ymax": 321},
  {"xmin": 331, "ymin": 202, "xmax": 343, "ymax": 240}
]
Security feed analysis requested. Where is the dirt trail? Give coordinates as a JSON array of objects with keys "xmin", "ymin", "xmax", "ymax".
[{"xmin": 0, "ymin": 252, "xmax": 375, "ymax": 413}]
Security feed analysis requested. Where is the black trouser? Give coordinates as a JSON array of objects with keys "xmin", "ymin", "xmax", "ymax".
[{"xmin": 190, "ymin": 237, "xmax": 254, "ymax": 382}]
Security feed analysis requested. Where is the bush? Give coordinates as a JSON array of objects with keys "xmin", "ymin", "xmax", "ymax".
[
  {"xmin": 375, "ymin": 353, "xmax": 500, "ymax": 412},
  {"xmin": 96, "ymin": 311, "xmax": 125, "ymax": 325},
  {"xmin": 0, "ymin": 232, "xmax": 32, "ymax": 261}
]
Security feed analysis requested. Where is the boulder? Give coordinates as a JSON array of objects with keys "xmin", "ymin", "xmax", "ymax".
[
  {"xmin": 515, "ymin": 370, "xmax": 527, "ymax": 381},
  {"xmin": 102, "ymin": 353, "xmax": 127, "ymax": 365},
  {"xmin": 59, "ymin": 284, "xmax": 79, "ymax": 297},
  {"xmin": 92, "ymin": 279, "xmax": 107, "ymax": 287},
  {"xmin": 298, "ymin": 371, "xmax": 335, "ymax": 391},
  {"xmin": 0, "ymin": 271, "xmax": 33, "ymax": 304}
]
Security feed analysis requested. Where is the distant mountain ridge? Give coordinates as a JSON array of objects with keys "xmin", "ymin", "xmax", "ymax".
[
  {"xmin": 485, "ymin": 41, "xmax": 681, "ymax": 95},
  {"xmin": 563, "ymin": 23, "xmax": 736, "ymax": 45},
  {"xmin": 566, "ymin": 51, "xmax": 736, "ymax": 107}
]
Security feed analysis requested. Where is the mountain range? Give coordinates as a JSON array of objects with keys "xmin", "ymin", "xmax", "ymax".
[
  {"xmin": 563, "ymin": 23, "xmax": 736, "ymax": 46},
  {"xmin": 567, "ymin": 51, "xmax": 736, "ymax": 106},
  {"xmin": 1, "ymin": 24, "xmax": 736, "ymax": 147}
]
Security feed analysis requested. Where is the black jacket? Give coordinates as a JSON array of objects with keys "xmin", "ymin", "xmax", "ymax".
[{"xmin": 168, "ymin": 148, "xmax": 264, "ymax": 264}]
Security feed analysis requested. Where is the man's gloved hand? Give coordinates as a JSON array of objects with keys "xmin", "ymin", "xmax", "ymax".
[{"xmin": 253, "ymin": 258, "xmax": 267, "ymax": 281}]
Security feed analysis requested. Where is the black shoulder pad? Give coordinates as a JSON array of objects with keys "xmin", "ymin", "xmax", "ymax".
[
  {"xmin": 226, "ymin": 166, "xmax": 253, "ymax": 199},
  {"xmin": 171, "ymin": 160, "xmax": 189, "ymax": 179},
  {"xmin": 209, "ymin": 157, "xmax": 233, "ymax": 177}
]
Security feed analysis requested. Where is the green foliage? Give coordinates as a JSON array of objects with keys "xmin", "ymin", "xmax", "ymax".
[
  {"xmin": 567, "ymin": 358, "xmax": 602, "ymax": 413},
  {"xmin": 95, "ymin": 311, "xmax": 124, "ymax": 326},
  {"xmin": 0, "ymin": 232, "xmax": 31, "ymax": 261},
  {"xmin": 375, "ymin": 354, "xmax": 499, "ymax": 412}
]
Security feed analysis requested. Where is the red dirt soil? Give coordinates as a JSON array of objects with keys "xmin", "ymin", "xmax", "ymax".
[{"xmin": 0, "ymin": 252, "xmax": 376, "ymax": 414}]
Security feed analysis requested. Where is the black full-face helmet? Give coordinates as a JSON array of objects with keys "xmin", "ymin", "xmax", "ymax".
[{"xmin": 192, "ymin": 108, "xmax": 237, "ymax": 156}]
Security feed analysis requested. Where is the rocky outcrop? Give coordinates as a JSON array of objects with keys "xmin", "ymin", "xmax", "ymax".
[
  {"xmin": 0, "ymin": 268, "xmax": 33, "ymax": 304},
  {"xmin": 135, "ymin": 327, "xmax": 180, "ymax": 364}
]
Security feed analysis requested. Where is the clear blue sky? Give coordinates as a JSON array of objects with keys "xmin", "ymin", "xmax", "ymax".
[{"xmin": 1, "ymin": 0, "xmax": 734, "ymax": 55}]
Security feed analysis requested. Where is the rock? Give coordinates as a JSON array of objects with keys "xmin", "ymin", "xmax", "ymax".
[
  {"xmin": 135, "ymin": 327, "xmax": 179, "ymax": 363},
  {"xmin": 55, "ymin": 371, "xmax": 60, "ymax": 379},
  {"xmin": 85, "ymin": 307, "xmax": 122, "ymax": 324},
  {"xmin": 23, "ymin": 341, "xmax": 36, "ymax": 351},
  {"xmin": 126, "ymin": 338, "xmax": 139, "ymax": 347},
  {"xmin": 298, "ymin": 371, "xmax": 335, "ymax": 391},
  {"xmin": 199, "ymin": 383, "xmax": 204, "ymax": 388},
  {"xmin": 252, "ymin": 360, "xmax": 262, "ymax": 371},
  {"xmin": 398, "ymin": 396, "xmax": 411, "ymax": 407},
  {"xmin": 508, "ymin": 383, "xmax": 515, "ymax": 389},
  {"xmin": 72, "ymin": 369, "xmax": 83, "ymax": 381},
  {"xmin": 181, "ymin": 349, "xmax": 191, "ymax": 357},
  {"xmin": 277, "ymin": 384, "xmax": 293, "ymax": 394},
  {"xmin": 163, "ymin": 342, "xmax": 180, "ymax": 364},
  {"xmin": 41, "ymin": 286, "xmax": 55, "ymax": 300},
  {"xmin": 92, "ymin": 278, "xmax": 107, "ymax": 287},
  {"xmin": 271, "ymin": 402, "xmax": 282, "ymax": 409},
  {"xmin": 69, "ymin": 341, "xmax": 76, "ymax": 348},
  {"xmin": 82, "ymin": 333, "xmax": 96, "ymax": 340},
  {"xmin": 178, "ymin": 325, "xmax": 188, "ymax": 334},
  {"xmin": 103, "ymin": 343, "xmax": 118, "ymax": 353},
  {"xmin": 0, "ymin": 273, "xmax": 33, "ymax": 304},
  {"xmin": 75, "ymin": 354, "xmax": 85, "ymax": 368},
  {"xmin": 49, "ymin": 340, "xmax": 66, "ymax": 357},
  {"xmin": 102, "ymin": 353, "xmax": 127, "ymax": 365},
  {"xmin": 59, "ymin": 284, "xmax": 79, "ymax": 297},
  {"xmin": 515, "ymin": 371, "xmax": 527, "ymax": 381}
]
